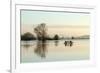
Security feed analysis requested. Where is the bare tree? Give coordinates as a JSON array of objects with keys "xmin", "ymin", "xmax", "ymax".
[{"xmin": 34, "ymin": 23, "xmax": 47, "ymax": 41}]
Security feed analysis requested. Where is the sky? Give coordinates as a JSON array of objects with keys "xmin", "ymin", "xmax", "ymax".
[
  {"xmin": 21, "ymin": 10, "xmax": 90, "ymax": 36},
  {"xmin": 21, "ymin": 10, "xmax": 90, "ymax": 27}
]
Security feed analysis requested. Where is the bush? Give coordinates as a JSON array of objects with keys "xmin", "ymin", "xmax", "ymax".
[
  {"xmin": 21, "ymin": 32, "xmax": 36, "ymax": 41},
  {"xmin": 54, "ymin": 34, "xmax": 59, "ymax": 40}
]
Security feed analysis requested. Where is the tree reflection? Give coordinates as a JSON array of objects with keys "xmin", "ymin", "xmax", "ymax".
[
  {"xmin": 22, "ymin": 41, "xmax": 32, "ymax": 50},
  {"xmin": 54, "ymin": 40, "xmax": 59, "ymax": 46},
  {"xmin": 34, "ymin": 41, "xmax": 47, "ymax": 58},
  {"xmin": 22, "ymin": 44, "xmax": 31, "ymax": 49}
]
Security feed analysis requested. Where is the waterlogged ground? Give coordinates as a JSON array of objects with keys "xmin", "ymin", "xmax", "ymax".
[{"xmin": 20, "ymin": 40, "xmax": 89, "ymax": 63}]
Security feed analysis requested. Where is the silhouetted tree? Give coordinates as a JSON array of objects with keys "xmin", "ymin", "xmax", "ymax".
[
  {"xmin": 54, "ymin": 34, "xmax": 59, "ymax": 40},
  {"xmin": 21, "ymin": 32, "xmax": 36, "ymax": 41},
  {"xmin": 34, "ymin": 23, "xmax": 47, "ymax": 41},
  {"xmin": 72, "ymin": 36, "xmax": 74, "ymax": 39}
]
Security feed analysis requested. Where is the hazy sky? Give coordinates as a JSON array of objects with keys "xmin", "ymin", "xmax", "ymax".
[
  {"xmin": 21, "ymin": 10, "xmax": 90, "ymax": 27},
  {"xmin": 21, "ymin": 10, "xmax": 90, "ymax": 36}
]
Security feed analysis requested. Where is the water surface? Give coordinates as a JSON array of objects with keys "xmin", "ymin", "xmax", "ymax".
[{"xmin": 20, "ymin": 40, "xmax": 89, "ymax": 63}]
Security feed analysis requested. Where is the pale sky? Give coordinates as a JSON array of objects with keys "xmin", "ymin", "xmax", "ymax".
[
  {"xmin": 21, "ymin": 10, "xmax": 90, "ymax": 27},
  {"xmin": 21, "ymin": 10, "xmax": 90, "ymax": 36}
]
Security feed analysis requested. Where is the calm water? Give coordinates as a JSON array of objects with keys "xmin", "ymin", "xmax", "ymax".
[{"xmin": 20, "ymin": 40, "xmax": 89, "ymax": 63}]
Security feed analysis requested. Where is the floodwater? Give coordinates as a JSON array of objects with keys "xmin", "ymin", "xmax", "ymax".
[{"xmin": 20, "ymin": 39, "xmax": 89, "ymax": 63}]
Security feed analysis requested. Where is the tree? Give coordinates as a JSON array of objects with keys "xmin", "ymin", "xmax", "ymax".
[
  {"xmin": 34, "ymin": 23, "xmax": 47, "ymax": 41},
  {"xmin": 72, "ymin": 36, "xmax": 74, "ymax": 39},
  {"xmin": 21, "ymin": 32, "xmax": 36, "ymax": 41},
  {"xmin": 54, "ymin": 34, "xmax": 59, "ymax": 40}
]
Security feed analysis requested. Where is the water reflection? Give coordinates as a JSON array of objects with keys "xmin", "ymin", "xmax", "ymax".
[
  {"xmin": 21, "ymin": 40, "xmax": 89, "ymax": 63},
  {"xmin": 64, "ymin": 40, "xmax": 73, "ymax": 47},
  {"xmin": 22, "ymin": 41, "xmax": 32, "ymax": 50},
  {"xmin": 23, "ymin": 44, "xmax": 31, "ymax": 49},
  {"xmin": 22, "ymin": 40, "xmax": 74, "ymax": 59},
  {"xmin": 54, "ymin": 40, "xmax": 59, "ymax": 46},
  {"xmin": 34, "ymin": 41, "xmax": 47, "ymax": 58}
]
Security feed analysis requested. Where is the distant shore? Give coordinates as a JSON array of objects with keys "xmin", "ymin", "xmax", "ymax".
[{"xmin": 21, "ymin": 32, "xmax": 89, "ymax": 41}]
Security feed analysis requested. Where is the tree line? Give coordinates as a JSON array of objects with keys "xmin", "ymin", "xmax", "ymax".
[
  {"xmin": 21, "ymin": 23, "xmax": 89, "ymax": 41},
  {"xmin": 21, "ymin": 23, "xmax": 59, "ymax": 41}
]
